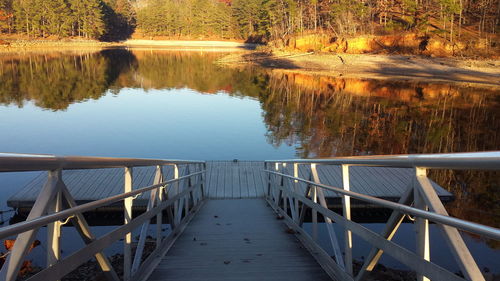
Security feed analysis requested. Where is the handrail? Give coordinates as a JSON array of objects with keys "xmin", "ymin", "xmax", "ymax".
[
  {"xmin": 0, "ymin": 170, "xmax": 205, "ymax": 240},
  {"xmin": 265, "ymin": 169, "xmax": 500, "ymax": 241},
  {"xmin": 265, "ymin": 153, "xmax": 500, "ymax": 281},
  {"xmin": 0, "ymin": 153, "xmax": 205, "ymax": 172},
  {"xmin": 0, "ymin": 155, "xmax": 207, "ymax": 281},
  {"xmin": 265, "ymin": 151, "xmax": 500, "ymax": 170}
]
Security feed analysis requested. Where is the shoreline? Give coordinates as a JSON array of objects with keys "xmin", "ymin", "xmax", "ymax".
[
  {"xmin": 1, "ymin": 39, "xmax": 499, "ymax": 87},
  {"xmin": 218, "ymin": 52, "xmax": 500, "ymax": 87},
  {"xmin": 123, "ymin": 39, "xmax": 258, "ymax": 49}
]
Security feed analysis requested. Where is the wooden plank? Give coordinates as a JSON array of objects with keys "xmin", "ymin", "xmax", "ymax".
[
  {"xmin": 252, "ymin": 162, "xmax": 266, "ymax": 197},
  {"xmin": 205, "ymin": 162, "xmax": 214, "ymax": 198},
  {"xmin": 225, "ymin": 162, "xmax": 232, "ymax": 198},
  {"xmin": 216, "ymin": 162, "xmax": 224, "ymax": 198},
  {"xmin": 61, "ymin": 170, "xmax": 87, "ymax": 198},
  {"xmin": 105, "ymin": 168, "xmax": 126, "ymax": 199},
  {"xmin": 71, "ymin": 169, "xmax": 100, "ymax": 199},
  {"xmin": 247, "ymin": 165, "xmax": 257, "ymax": 198},
  {"xmin": 147, "ymin": 199, "xmax": 332, "ymax": 281},
  {"xmin": 10, "ymin": 172, "xmax": 44, "ymax": 201},
  {"xmin": 240, "ymin": 164, "xmax": 249, "ymax": 198},
  {"xmin": 232, "ymin": 163, "xmax": 240, "ymax": 199},
  {"xmin": 367, "ymin": 167, "xmax": 402, "ymax": 196},
  {"xmin": 96, "ymin": 168, "xmax": 123, "ymax": 199}
]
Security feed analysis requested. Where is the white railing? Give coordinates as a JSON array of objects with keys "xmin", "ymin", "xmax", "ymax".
[
  {"xmin": 0, "ymin": 153, "xmax": 206, "ymax": 281},
  {"xmin": 264, "ymin": 151, "xmax": 500, "ymax": 281}
]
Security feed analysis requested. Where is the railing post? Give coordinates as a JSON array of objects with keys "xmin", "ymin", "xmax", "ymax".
[
  {"xmin": 184, "ymin": 165, "xmax": 191, "ymax": 216},
  {"xmin": 123, "ymin": 167, "xmax": 133, "ymax": 281},
  {"xmin": 282, "ymin": 163, "xmax": 288, "ymax": 214},
  {"xmin": 415, "ymin": 168, "xmax": 430, "ymax": 281},
  {"xmin": 200, "ymin": 163, "xmax": 206, "ymax": 200},
  {"xmin": 47, "ymin": 170, "xmax": 62, "ymax": 269},
  {"xmin": 415, "ymin": 167, "xmax": 485, "ymax": 281},
  {"xmin": 155, "ymin": 165, "xmax": 164, "ymax": 249},
  {"xmin": 266, "ymin": 162, "xmax": 271, "ymax": 198},
  {"xmin": 0, "ymin": 170, "xmax": 60, "ymax": 281},
  {"xmin": 173, "ymin": 164, "xmax": 179, "ymax": 214},
  {"xmin": 310, "ymin": 164, "xmax": 318, "ymax": 241},
  {"xmin": 274, "ymin": 162, "xmax": 280, "ymax": 204},
  {"xmin": 342, "ymin": 164, "xmax": 353, "ymax": 276},
  {"xmin": 293, "ymin": 163, "xmax": 299, "ymax": 222},
  {"xmin": 312, "ymin": 164, "xmax": 345, "ymax": 270}
]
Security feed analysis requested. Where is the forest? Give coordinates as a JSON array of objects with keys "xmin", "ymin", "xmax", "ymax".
[{"xmin": 0, "ymin": 0, "xmax": 498, "ymax": 43}]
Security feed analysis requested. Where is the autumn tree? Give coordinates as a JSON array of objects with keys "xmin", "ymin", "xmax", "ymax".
[{"xmin": 0, "ymin": 0, "xmax": 13, "ymax": 33}]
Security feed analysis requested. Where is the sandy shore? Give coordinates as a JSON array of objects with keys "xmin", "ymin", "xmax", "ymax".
[
  {"xmin": 124, "ymin": 39, "xmax": 257, "ymax": 49},
  {"xmin": 0, "ymin": 39, "xmax": 257, "ymax": 53},
  {"xmin": 219, "ymin": 52, "xmax": 500, "ymax": 87},
  {"xmin": 0, "ymin": 39, "xmax": 120, "ymax": 54}
]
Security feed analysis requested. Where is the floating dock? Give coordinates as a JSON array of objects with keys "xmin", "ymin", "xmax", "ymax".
[{"xmin": 7, "ymin": 160, "xmax": 452, "ymax": 216}]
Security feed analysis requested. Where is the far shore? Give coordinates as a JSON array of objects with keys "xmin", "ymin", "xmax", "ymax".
[
  {"xmin": 1, "ymin": 38, "xmax": 499, "ymax": 87},
  {"xmin": 124, "ymin": 39, "xmax": 258, "ymax": 49},
  {"xmin": 218, "ymin": 52, "xmax": 500, "ymax": 87}
]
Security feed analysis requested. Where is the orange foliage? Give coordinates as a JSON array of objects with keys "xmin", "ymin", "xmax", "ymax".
[
  {"xmin": 1, "ymin": 240, "xmax": 41, "ymax": 276},
  {"xmin": 0, "ymin": 10, "xmax": 13, "ymax": 21},
  {"xmin": 4, "ymin": 239, "xmax": 40, "ymax": 252}
]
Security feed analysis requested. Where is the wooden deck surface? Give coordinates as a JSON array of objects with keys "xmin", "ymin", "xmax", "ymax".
[
  {"xmin": 147, "ymin": 199, "xmax": 332, "ymax": 281},
  {"xmin": 7, "ymin": 161, "xmax": 452, "ymax": 210}
]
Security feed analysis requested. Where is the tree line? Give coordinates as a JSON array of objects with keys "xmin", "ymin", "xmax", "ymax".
[
  {"xmin": 0, "ymin": 0, "xmax": 498, "ymax": 42},
  {"xmin": 0, "ymin": 0, "xmax": 135, "ymax": 40}
]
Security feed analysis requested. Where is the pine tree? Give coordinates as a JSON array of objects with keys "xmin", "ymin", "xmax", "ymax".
[
  {"xmin": 40, "ymin": 0, "xmax": 72, "ymax": 37},
  {"xmin": 68, "ymin": 0, "xmax": 105, "ymax": 38},
  {"xmin": 13, "ymin": 0, "xmax": 38, "ymax": 36}
]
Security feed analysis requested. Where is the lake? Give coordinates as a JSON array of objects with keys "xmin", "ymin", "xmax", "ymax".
[{"xmin": 0, "ymin": 48, "xmax": 499, "ymax": 274}]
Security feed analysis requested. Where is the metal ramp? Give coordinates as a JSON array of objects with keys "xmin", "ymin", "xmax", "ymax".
[
  {"xmin": 0, "ymin": 152, "xmax": 499, "ymax": 281},
  {"xmin": 148, "ymin": 199, "xmax": 331, "ymax": 281}
]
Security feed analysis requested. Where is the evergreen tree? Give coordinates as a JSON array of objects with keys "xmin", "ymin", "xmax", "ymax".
[
  {"xmin": 40, "ymin": 0, "xmax": 72, "ymax": 37},
  {"xmin": 68, "ymin": 0, "xmax": 105, "ymax": 38}
]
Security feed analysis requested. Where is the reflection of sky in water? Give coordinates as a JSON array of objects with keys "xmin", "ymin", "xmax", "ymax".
[
  {"xmin": 0, "ymin": 88, "xmax": 296, "ymax": 160},
  {"xmin": 0, "ymin": 87, "xmax": 295, "ymax": 208}
]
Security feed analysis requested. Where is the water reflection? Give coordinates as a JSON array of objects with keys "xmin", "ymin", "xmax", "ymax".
[
  {"xmin": 0, "ymin": 48, "xmax": 498, "ymax": 232},
  {"xmin": 255, "ymin": 71, "xmax": 500, "ymax": 232}
]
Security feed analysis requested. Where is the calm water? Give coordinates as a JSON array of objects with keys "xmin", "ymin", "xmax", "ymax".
[{"xmin": 0, "ymin": 48, "xmax": 499, "ymax": 273}]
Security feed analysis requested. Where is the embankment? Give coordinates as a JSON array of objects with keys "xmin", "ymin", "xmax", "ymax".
[{"xmin": 280, "ymin": 33, "xmax": 499, "ymax": 58}]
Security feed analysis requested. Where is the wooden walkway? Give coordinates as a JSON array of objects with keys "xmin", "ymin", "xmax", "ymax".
[
  {"xmin": 7, "ymin": 161, "xmax": 453, "ymax": 211},
  {"xmin": 147, "ymin": 199, "xmax": 332, "ymax": 281}
]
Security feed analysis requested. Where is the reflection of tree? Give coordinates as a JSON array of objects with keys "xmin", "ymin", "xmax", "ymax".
[
  {"xmin": 0, "ymin": 49, "xmax": 268, "ymax": 110},
  {"xmin": 115, "ymin": 50, "xmax": 267, "ymax": 96},
  {"xmin": 0, "ymin": 49, "xmax": 136, "ymax": 110},
  {"xmin": 260, "ymin": 73, "xmax": 500, "ymax": 157},
  {"xmin": 258, "ymin": 72, "xmax": 500, "ymax": 233}
]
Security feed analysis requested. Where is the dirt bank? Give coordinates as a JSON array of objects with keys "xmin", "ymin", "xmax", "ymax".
[{"xmin": 219, "ymin": 52, "xmax": 500, "ymax": 87}]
